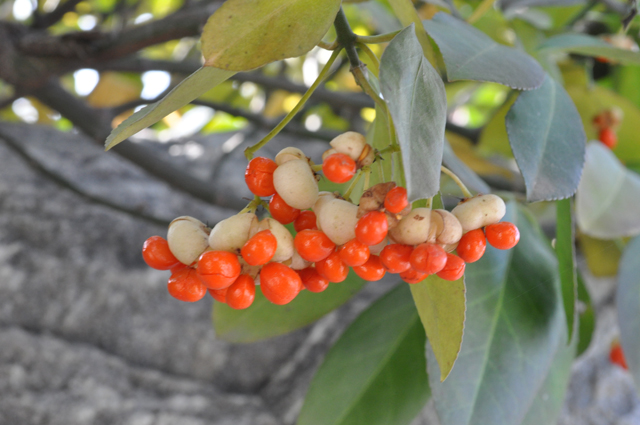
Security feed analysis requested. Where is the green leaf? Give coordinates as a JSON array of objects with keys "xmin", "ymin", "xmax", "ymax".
[
  {"xmin": 379, "ymin": 24, "xmax": 447, "ymax": 201},
  {"xmin": 385, "ymin": 0, "xmax": 437, "ymax": 64},
  {"xmin": 577, "ymin": 233, "xmax": 622, "ymax": 277},
  {"xmin": 213, "ymin": 272, "xmax": 365, "ymax": 343},
  {"xmin": 442, "ymin": 139, "xmax": 491, "ymax": 194},
  {"xmin": 298, "ymin": 284, "xmax": 430, "ymax": 425},
  {"xmin": 506, "ymin": 75, "xmax": 586, "ymax": 202},
  {"xmin": 616, "ymin": 236, "xmax": 640, "ymax": 394},
  {"xmin": 576, "ymin": 272, "xmax": 595, "ymax": 356},
  {"xmin": 105, "ymin": 67, "xmax": 234, "ymax": 150},
  {"xmin": 500, "ymin": 0, "xmax": 585, "ymax": 12},
  {"xmin": 409, "ymin": 274, "xmax": 465, "ymax": 382},
  {"xmin": 428, "ymin": 203, "xmax": 565, "ymax": 425},
  {"xmin": 201, "ymin": 0, "xmax": 341, "ymax": 71},
  {"xmin": 423, "ymin": 12, "xmax": 545, "ymax": 90},
  {"xmin": 539, "ymin": 33, "xmax": 640, "ymax": 65},
  {"xmin": 477, "ymin": 95, "xmax": 516, "ymax": 157},
  {"xmin": 555, "ymin": 198, "xmax": 577, "ymax": 342},
  {"xmin": 576, "ymin": 142, "xmax": 640, "ymax": 239}
]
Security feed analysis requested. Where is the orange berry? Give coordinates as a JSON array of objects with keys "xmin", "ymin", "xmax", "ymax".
[
  {"xmin": 226, "ymin": 275, "xmax": 256, "ymax": 309},
  {"xmin": 380, "ymin": 244, "xmax": 413, "ymax": 273},
  {"xmin": 245, "ymin": 157, "xmax": 278, "ymax": 197},
  {"xmin": 294, "ymin": 210, "xmax": 318, "ymax": 232},
  {"xmin": 384, "ymin": 186, "xmax": 408, "ymax": 214},
  {"xmin": 241, "ymin": 229, "xmax": 277, "ymax": 266},
  {"xmin": 337, "ymin": 238, "xmax": 370, "ymax": 267},
  {"xmin": 410, "ymin": 243, "xmax": 447, "ymax": 275},
  {"xmin": 294, "ymin": 229, "xmax": 336, "ymax": 262},
  {"xmin": 260, "ymin": 262, "xmax": 301, "ymax": 305},
  {"xmin": 269, "ymin": 193, "xmax": 301, "ymax": 224},
  {"xmin": 167, "ymin": 268, "xmax": 207, "ymax": 302},
  {"xmin": 196, "ymin": 251, "xmax": 241, "ymax": 289},
  {"xmin": 208, "ymin": 287, "xmax": 228, "ymax": 303},
  {"xmin": 298, "ymin": 267, "xmax": 330, "ymax": 293},
  {"xmin": 316, "ymin": 250, "xmax": 349, "ymax": 283},
  {"xmin": 456, "ymin": 229, "xmax": 486, "ymax": 263},
  {"xmin": 610, "ymin": 342, "xmax": 629, "ymax": 370},
  {"xmin": 485, "ymin": 222, "xmax": 520, "ymax": 250},
  {"xmin": 355, "ymin": 211, "xmax": 388, "ymax": 246},
  {"xmin": 142, "ymin": 236, "xmax": 180, "ymax": 270},
  {"xmin": 400, "ymin": 268, "xmax": 427, "ymax": 284},
  {"xmin": 599, "ymin": 127, "xmax": 617, "ymax": 149},
  {"xmin": 437, "ymin": 253, "xmax": 466, "ymax": 281},
  {"xmin": 353, "ymin": 255, "xmax": 386, "ymax": 281},
  {"xmin": 322, "ymin": 153, "xmax": 357, "ymax": 184}
]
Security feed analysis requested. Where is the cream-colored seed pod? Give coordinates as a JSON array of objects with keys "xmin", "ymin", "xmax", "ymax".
[
  {"xmin": 428, "ymin": 209, "xmax": 463, "ymax": 245},
  {"xmin": 317, "ymin": 199, "xmax": 358, "ymax": 245},
  {"xmin": 369, "ymin": 237, "xmax": 389, "ymax": 255},
  {"xmin": 329, "ymin": 131, "xmax": 367, "ymax": 161},
  {"xmin": 273, "ymin": 159, "xmax": 319, "ymax": 209},
  {"xmin": 167, "ymin": 216, "xmax": 210, "ymax": 265},
  {"xmin": 239, "ymin": 258, "xmax": 261, "ymax": 279},
  {"xmin": 389, "ymin": 208, "xmax": 432, "ymax": 246},
  {"xmin": 443, "ymin": 242, "xmax": 459, "ymax": 253},
  {"xmin": 322, "ymin": 148, "xmax": 338, "ymax": 162},
  {"xmin": 256, "ymin": 218, "xmax": 294, "ymax": 262},
  {"xmin": 313, "ymin": 192, "xmax": 340, "ymax": 216},
  {"xmin": 356, "ymin": 144, "xmax": 376, "ymax": 168},
  {"xmin": 208, "ymin": 213, "xmax": 258, "ymax": 254},
  {"xmin": 290, "ymin": 250, "xmax": 311, "ymax": 270},
  {"xmin": 451, "ymin": 194, "xmax": 506, "ymax": 233},
  {"xmin": 275, "ymin": 147, "xmax": 306, "ymax": 165}
]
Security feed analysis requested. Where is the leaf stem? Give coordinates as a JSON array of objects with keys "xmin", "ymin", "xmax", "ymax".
[
  {"xmin": 356, "ymin": 30, "xmax": 401, "ymax": 44},
  {"xmin": 244, "ymin": 48, "xmax": 343, "ymax": 160},
  {"xmin": 441, "ymin": 165, "xmax": 472, "ymax": 198},
  {"xmin": 356, "ymin": 42, "xmax": 381, "ymax": 74},
  {"xmin": 363, "ymin": 166, "xmax": 371, "ymax": 191},
  {"xmin": 311, "ymin": 163, "xmax": 323, "ymax": 172},
  {"xmin": 318, "ymin": 39, "xmax": 339, "ymax": 50},
  {"xmin": 239, "ymin": 195, "xmax": 263, "ymax": 214},
  {"xmin": 343, "ymin": 169, "xmax": 364, "ymax": 201},
  {"xmin": 467, "ymin": 0, "xmax": 496, "ymax": 24}
]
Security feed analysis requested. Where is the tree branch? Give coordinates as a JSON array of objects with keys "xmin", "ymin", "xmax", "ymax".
[{"xmin": 31, "ymin": 0, "xmax": 83, "ymax": 29}]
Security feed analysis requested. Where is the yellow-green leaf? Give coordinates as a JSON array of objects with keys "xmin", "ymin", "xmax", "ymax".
[
  {"xmin": 201, "ymin": 0, "xmax": 341, "ymax": 71},
  {"xmin": 577, "ymin": 233, "xmax": 622, "ymax": 277}
]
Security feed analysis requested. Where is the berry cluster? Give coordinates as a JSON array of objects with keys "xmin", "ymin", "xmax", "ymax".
[
  {"xmin": 593, "ymin": 108, "xmax": 623, "ymax": 149},
  {"xmin": 142, "ymin": 132, "xmax": 520, "ymax": 309}
]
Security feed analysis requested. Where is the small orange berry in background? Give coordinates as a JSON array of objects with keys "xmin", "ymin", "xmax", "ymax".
[
  {"xmin": 269, "ymin": 193, "xmax": 300, "ymax": 224},
  {"xmin": 197, "ymin": 251, "xmax": 241, "ymax": 289},
  {"xmin": 380, "ymin": 244, "xmax": 413, "ymax": 273},
  {"xmin": 241, "ymin": 230, "xmax": 277, "ymax": 266},
  {"xmin": 355, "ymin": 211, "xmax": 388, "ymax": 246},
  {"xmin": 410, "ymin": 243, "xmax": 447, "ymax": 275},
  {"xmin": 226, "ymin": 275, "xmax": 256, "ymax": 310},
  {"xmin": 457, "ymin": 229, "xmax": 487, "ymax": 263},
  {"xmin": 298, "ymin": 267, "xmax": 330, "ymax": 293},
  {"xmin": 323, "ymin": 153, "xmax": 357, "ymax": 184},
  {"xmin": 610, "ymin": 341, "xmax": 628, "ymax": 370},
  {"xmin": 353, "ymin": 255, "xmax": 386, "ymax": 281},
  {"xmin": 168, "ymin": 268, "xmax": 208, "ymax": 302},
  {"xmin": 294, "ymin": 210, "xmax": 318, "ymax": 232},
  {"xmin": 294, "ymin": 229, "xmax": 336, "ymax": 262},
  {"xmin": 142, "ymin": 236, "xmax": 180, "ymax": 270},
  {"xmin": 485, "ymin": 222, "xmax": 520, "ymax": 250},
  {"xmin": 338, "ymin": 238, "xmax": 370, "ymax": 267},
  {"xmin": 245, "ymin": 157, "xmax": 278, "ymax": 197},
  {"xmin": 316, "ymin": 251, "xmax": 349, "ymax": 283},
  {"xmin": 599, "ymin": 127, "xmax": 618, "ymax": 149},
  {"xmin": 208, "ymin": 287, "xmax": 229, "ymax": 303},
  {"xmin": 400, "ymin": 268, "xmax": 427, "ymax": 284},
  {"xmin": 437, "ymin": 253, "xmax": 466, "ymax": 281},
  {"xmin": 384, "ymin": 186, "xmax": 408, "ymax": 214},
  {"xmin": 260, "ymin": 262, "xmax": 302, "ymax": 305}
]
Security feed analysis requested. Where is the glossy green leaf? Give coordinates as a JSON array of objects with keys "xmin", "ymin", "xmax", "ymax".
[
  {"xmin": 555, "ymin": 198, "xmax": 577, "ymax": 342},
  {"xmin": 298, "ymin": 284, "xmax": 430, "ymax": 425},
  {"xmin": 105, "ymin": 67, "xmax": 234, "ymax": 150},
  {"xmin": 442, "ymin": 139, "xmax": 491, "ymax": 194},
  {"xmin": 506, "ymin": 75, "xmax": 586, "ymax": 202},
  {"xmin": 201, "ymin": 0, "xmax": 341, "ymax": 71},
  {"xmin": 428, "ymin": 203, "xmax": 565, "ymax": 425},
  {"xmin": 423, "ymin": 12, "xmax": 545, "ymax": 90},
  {"xmin": 576, "ymin": 142, "xmax": 640, "ymax": 239},
  {"xmin": 616, "ymin": 236, "xmax": 640, "ymax": 394},
  {"xmin": 576, "ymin": 272, "xmax": 595, "ymax": 356},
  {"xmin": 409, "ymin": 274, "xmax": 465, "ymax": 382},
  {"xmin": 213, "ymin": 272, "xmax": 365, "ymax": 343},
  {"xmin": 539, "ymin": 34, "xmax": 640, "ymax": 65},
  {"xmin": 379, "ymin": 24, "xmax": 447, "ymax": 201}
]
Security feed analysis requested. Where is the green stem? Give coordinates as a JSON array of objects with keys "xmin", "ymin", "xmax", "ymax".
[
  {"xmin": 239, "ymin": 195, "xmax": 263, "ymax": 214},
  {"xmin": 356, "ymin": 42, "xmax": 380, "ymax": 74},
  {"xmin": 363, "ymin": 166, "xmax": 371, "ymax": 191},
  {"xmin": 441, "ymin": 165, "xmax": 472, "ymax": 198},
  {"xmin": 467, "ymin": 0, "xmax": 496, "ymax": 24},
  {"xmin": 343, "ymin": 169, "xmax": 364, "ymax": 201},
  {"xmin": 356, "ymin": 30, "xmax": 401, "ymax": 44},
  {"xmin": 334, "ymin": 8, "xmax": 361, "ymax": 70},
  {"xmin": 378, "ymin": 145, "xmax": 400, "ymax": 155},
  {"xmin": 244, "ymin": 48, "xmax": 343, "ymax": 160},
  {"xmin": 318, "ymin": 39, "xmax": 339, "ymax": 50}
]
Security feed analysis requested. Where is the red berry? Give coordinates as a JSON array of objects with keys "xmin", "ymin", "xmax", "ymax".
[
  {"xmin": 437, "ymin": 253, "xmax": 466, "ymax": 281},
  {"xmin": 380, "ymin": 244, "xmax": 413, "ymax": 273},
  {"xmin": 337, "ymin": 238, "xmax": 370, "ymax": 267},
  {"xmin": 400, "ymin": 268, "xmax": 427, "ymax": 284},
  {"xmin": 226, "ymin": 275, "xmax": 256, "ymax": 309},
  {"xmin": 384, "ymin": 186, "xmax": 409, "ymax": 214},
  {"xmin": 485, "ymin": 222, "xmax": 520, "ymax": 250},
  {"xmin": 610, "ymin": 342, "xmax": 629, "ymax": 370},
  {"xmin": 355, "ymin": 211, "xmax": 388, "ymax": 246},
  {"xmin": 599, "ymin": 127, "xmax": 618, "ymax": 149},
  {"xmin": 316, "ymin": 250, "xmax": 349, "ymax": 283},
  {"xmin": 269, "ymin": 193, "xmax": 300, "ymax": 224},
  {"xmin": 245, "ymin": 157, "xmax": 278, "ymax": 197},
  {"xmin": 456, "ymin": 229, "xmax": 486, "ymax": 263},
  {"xmin": 410, "ymin": 243, "xmax": 447, "ymax": 275},
  {"xmin": 142, "ymin": 236, "xmax": 180, "ymax": 270},
  {"xmin": 353, "ymin": 255, "xmax": 386, "ymax": 281},
  {"xmin": 260, "ymin": 262, "xmax": 301, "ymax": 305},
  {"xmin": 294, "ymin": 229, "xmax": 336, "ymax": 262},
  {"xmin": 323, "ymin": 153, "xmax": 357, "ymax": 184},
  {"xmin": 298, "ymin": 267, "xmax": 330, "ymax": 293},
  {"xmin": 167, "ymin": 268, "xmax": 207, "ymax": 302},
  {"xmin": 294, "ymin": 210, "xmax": 318, "ymax": 232},
  {"xmin": 196, "ymin": 251, "xmax": 241, "ymax": 289},
  {"xmin": 208, "ymin": 287, "xmax": 228, "ymax": 303},
  {"xmin": 241, "ymin": 230, "xmax": 277, "ymax": 266}
]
